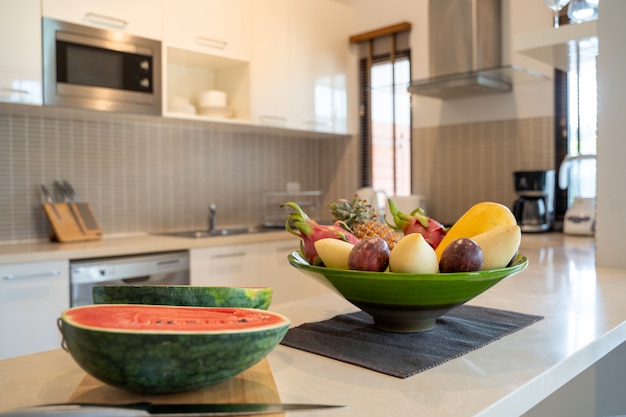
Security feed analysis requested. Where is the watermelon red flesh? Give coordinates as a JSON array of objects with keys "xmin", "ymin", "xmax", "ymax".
[
  {"xmin": 60, "ymin": 304, "xmax": 290, "ymax": 394},
  {"xmin": 64, "ymin": 304, "xmax": 282, "ymax": 332}
]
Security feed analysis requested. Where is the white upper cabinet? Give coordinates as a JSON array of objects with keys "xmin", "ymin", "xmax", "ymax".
[
  {"xmin": 42, "ymin": 0, "xmax": 162, "ymax": 39},
  {"xmin": 250, "ymin": 0, "xmax": 352, "ymax": 134},
  {"xmin": 0, "ymin": 0, "xmax": 42, "ymax": 105},
  {"xmin": 163, "ymin": 0, "xmax": 252, "ymax": 61},
  {"xmin": 2, "ymin": 0, "xmax": 351, "ymax": 134},
  {"xmin": 250, "ymin": 0, "xmax": 290, "ymax": 127},
  {"xmin": 288, "ymin": 0, "xmax": 351, "ymax": 133}
]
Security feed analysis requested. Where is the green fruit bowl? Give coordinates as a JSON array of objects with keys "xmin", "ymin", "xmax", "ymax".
[{"xmin": 288, "ymin": 251, "xmax": 528, "ymax": 333}]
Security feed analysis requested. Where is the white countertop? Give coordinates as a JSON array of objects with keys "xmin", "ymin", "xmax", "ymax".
[
  {"xmin": 1, "ymin": 233, "xmax": 625, "ymax": 416},
  {"xmin": 0, "ymin": 230, "xmax": 292, "ymax": 264},
  {"xmin": 265, "ymin": 233, "xmax": 626, "ymax": 416}
]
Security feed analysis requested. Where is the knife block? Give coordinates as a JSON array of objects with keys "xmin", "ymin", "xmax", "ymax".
[{"xmin": 43, "ymin": 202, "xmax": 103, "ymax": 242}]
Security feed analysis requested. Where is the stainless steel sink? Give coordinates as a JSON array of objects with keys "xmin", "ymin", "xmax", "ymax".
[{"xmin": 158, "ymin": 225, "xmax": 277, "ymax": 239}]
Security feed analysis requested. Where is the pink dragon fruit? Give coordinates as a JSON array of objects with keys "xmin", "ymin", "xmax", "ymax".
[
  {"xmin": 386, "ymin": 199, "xmax": 447, "ymax": 249},
  {"xmin": 282, "ymin": 201, "xmax": 360, "ymax": 265}
]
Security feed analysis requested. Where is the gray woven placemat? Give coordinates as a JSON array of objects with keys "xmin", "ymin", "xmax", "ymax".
[{"xmin": 280, "ymin": 305, "xmax": 543, "ymax": 378}]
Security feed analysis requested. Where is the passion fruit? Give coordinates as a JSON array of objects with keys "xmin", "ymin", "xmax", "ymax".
[
  {"xmin": 439, "ymin": 238, "xmax": 484, "ymax": 273},
  {"xmin": 348, "ymin": 237, "xmax": 390, "ymax": 272}
]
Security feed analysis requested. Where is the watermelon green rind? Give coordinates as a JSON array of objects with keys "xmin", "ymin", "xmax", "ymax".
[
  {"xmin": 92, "ymin": 286, "xmax": 273, "ymax": 310},
  {"xmin": 60, "ymin": 305, "xmax": 289, "ymax": 394}
]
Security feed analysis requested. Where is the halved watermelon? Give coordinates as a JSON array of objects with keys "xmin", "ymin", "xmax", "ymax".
[
  {"xmin": 92, "ymin": 285, "xmax": 273, "ymax": 310},
  {"xmin": 59, "ymin": 304, "xmax": 290, "ymax": 394}
]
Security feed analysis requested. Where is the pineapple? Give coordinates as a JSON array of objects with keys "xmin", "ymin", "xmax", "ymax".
[{"xmin": 329, "ymin": 195, "xmax": 400, "ymax": 250}]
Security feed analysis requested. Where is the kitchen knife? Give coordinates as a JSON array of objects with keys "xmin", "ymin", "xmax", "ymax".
[
  {"xmin": 51, "ymin": 180, "xmax": 67, "ymax": 203},
  {"xmin": 62, "ymin": 180, "xmax": 100, "ymax": 231},
  {"xmin": 40, "ymin": 184, "xmax": 61, "ymax": 220},
  {"xmin": 61, "ymin": 180, "xmax": 78, "ymax": 202},
  {"xmin": 1, "ymin": 402, "xmax": 346, "ymax": 416},
  {"xmin": 53, "ymin": 180, "xmax": 85, "ymax": 235}
]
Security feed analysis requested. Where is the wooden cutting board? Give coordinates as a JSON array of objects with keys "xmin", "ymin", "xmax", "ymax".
[{"xmin": 69, "ymin": 358, "xmax": 283, "ymax": 416}]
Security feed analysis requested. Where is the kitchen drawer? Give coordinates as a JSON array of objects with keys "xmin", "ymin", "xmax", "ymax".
[
  {"xmin": 0, "ymin": 260, "xmax": 70, "ymax": 359},
  {"xmin": 258, "ymin": 240, "xmax": 331, "ymax": 304},
  {"xmin": 190, "ymin": 239, "xmax": 330, "ymax": 304},
  {"xmin": 190, "ymin": 244, "xmax": 258, "ymax": 287}
]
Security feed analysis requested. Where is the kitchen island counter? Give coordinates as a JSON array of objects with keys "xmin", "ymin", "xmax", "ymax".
[{"xmin": 1, "ymin": 234, "xmax": 626, "ymax": 417}]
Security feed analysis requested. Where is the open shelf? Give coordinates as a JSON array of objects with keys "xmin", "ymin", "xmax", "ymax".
[{"xmin": 515, "ymin": 21, "xmax": 598, "ymax": 72}]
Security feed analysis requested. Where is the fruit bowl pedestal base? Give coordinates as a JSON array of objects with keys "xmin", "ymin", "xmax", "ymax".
[{"xmin": 351, "ymin": 300, "xmax": 462, "ymax": 333}]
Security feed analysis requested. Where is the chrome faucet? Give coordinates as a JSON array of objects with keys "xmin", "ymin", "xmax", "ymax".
[{"xmin": 209, "ymin": 204, "xmax": 217, "ymax": 233}]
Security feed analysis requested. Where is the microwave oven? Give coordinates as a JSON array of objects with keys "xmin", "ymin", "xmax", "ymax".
[{"xmin": 42, "ymin": 18, "xmax": 162, "ymax": 115}]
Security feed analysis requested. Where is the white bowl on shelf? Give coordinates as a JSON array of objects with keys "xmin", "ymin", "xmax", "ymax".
[{"xmin": 198, "ymin": 90, "xmax": 227, "ymax": 108}]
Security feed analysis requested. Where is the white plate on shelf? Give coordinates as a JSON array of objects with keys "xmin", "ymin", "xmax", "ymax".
[
  {"xmin": 168, "ymin": 103, "xmax": 196, "ymax": 115},
  {"xmin": 198, "ymin": 106, "xmax": 233, "ymax": 118}
]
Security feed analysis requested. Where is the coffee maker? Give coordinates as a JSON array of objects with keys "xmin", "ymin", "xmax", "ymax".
[{"xmin": 512, "ymin": 170, "xmax": 555, "ymax": 232}]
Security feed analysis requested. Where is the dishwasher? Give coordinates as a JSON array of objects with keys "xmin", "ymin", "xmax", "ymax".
[{"xmin": 70, "ymin": 251, "xmax": 190, "ymax": 306}]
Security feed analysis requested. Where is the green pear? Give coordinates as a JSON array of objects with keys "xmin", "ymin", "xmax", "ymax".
[
  {"xmin": 389, "ymin": 233, "xmax": 439, "ymax": 274},
  {"xmin": 314, "ymin": 238, "xmax": 355, "ymax": 270},
  {"xmin": 472, "ymin": 224, "xmax": 521, "ymax": 270}
]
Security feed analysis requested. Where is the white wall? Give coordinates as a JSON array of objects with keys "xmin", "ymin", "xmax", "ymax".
[
  {"xmin": 352, "ymin": 0, "xmax": 555, "ymax": 128},
  {"xmin": 595, "ymin": 0, "xmax": 626, "ymax": 269}
]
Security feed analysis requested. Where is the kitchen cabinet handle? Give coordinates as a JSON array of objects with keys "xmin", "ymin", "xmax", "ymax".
[
  {"xmin": 3, "ymin": 270, "xmax": 61, "ymax": 280},
  {"xmin": 259, "ymin": 115, "xmax": 287, "ymax": 126},
  {"xmin": 157, "ymin": 259, "xmax": 181, "ymax": 266},
  {"xmin": 210, "ymin": 252, "xmax": 246, "ymax": 259},
  {"xmin": 307, "ymin": 120, "xmax": 333, "ymax": 127},
  {"xmin": 0, "ymin": 87, "xmax": 31, "ymax": 96},
  {"xmin": 85, "ymin": 12, "xmax": 129, "ymax": 28},
  {"xmin": 195, "ymin": 37, "xmax": 228, "ymax": 50}
]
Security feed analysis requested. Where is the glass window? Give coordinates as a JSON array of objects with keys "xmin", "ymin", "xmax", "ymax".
[
  {"xmin": 566, "ymin": 54, "xmax": 597, "ymax": 202},
  {"xmin": 351, "ymin": 25, "xmax": 412, "ymax": 197},
  {"xmin": 370, "ymin": 58, "xmax": 412, "ymax": 196},
  {"xmin": 554, "ymin": 48, "xmax": 598, "ymax": 222}
]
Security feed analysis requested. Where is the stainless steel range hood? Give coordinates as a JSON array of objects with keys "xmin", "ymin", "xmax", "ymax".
[{"xmin": 408, "ymin": 0, "xmax": 549, "ymax": 99}]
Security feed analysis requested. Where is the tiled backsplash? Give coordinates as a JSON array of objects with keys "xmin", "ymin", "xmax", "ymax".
[
  {"xmin": 412, "ymin": 117, "xmax": 554, "ymax": 225},
  {"xmin": 0, "ymin": 104, "xmax": 357, "ymax": 242},
  {"xmin": 0, "ymin": 103, "xmax": 552, "ymax": 242}
]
